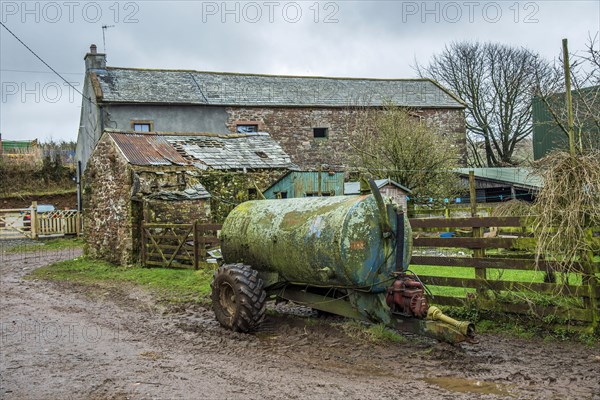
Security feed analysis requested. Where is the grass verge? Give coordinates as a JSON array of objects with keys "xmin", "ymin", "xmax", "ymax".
[
  {"xmin": 29, "ymin": 257, "xmax": 215, "ymax": 304},
  {"xmin": 0, "ymin": 187, "xmax": 77, "ymax": 198}
]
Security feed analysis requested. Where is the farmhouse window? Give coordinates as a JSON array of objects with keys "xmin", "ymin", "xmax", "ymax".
[
  {"xmin": 131, "ymin": 120, "xmax": 154, "ymax": 132},
  {"xmin": 313, "ymin": 128, "xmax": 328, "ymax": 138}
]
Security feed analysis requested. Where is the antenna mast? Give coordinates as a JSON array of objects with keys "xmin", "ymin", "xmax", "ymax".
[{"xmin": 101, "ymin": 25, "xmax": 115, "ymax": 53}]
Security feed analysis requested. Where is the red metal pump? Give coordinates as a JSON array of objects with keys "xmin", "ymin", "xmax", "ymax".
[{"xmin": 385, "ymin": 273, "xmax": 428, "ymax": 318}]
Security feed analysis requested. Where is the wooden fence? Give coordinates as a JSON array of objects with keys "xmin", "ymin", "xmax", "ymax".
[
  {"xmin": 410, "ymin": 204, "xmax": 494, "ymax": 219},
  {"xmin": 410, "ymin": 216, "xmax": 600, "ymax": 331},
  {"xmin": 0, "ymin": 206, "xmax": 80, "ymax": 239},
  {"xmin": 141, "ymin": 221, "xmax": 221, "ymax": 269}
]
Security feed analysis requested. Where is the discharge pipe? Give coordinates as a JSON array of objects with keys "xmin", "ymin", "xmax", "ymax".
[{"xmin": 427, "ymin": 306, "xmax": 475, "ymax": 338}]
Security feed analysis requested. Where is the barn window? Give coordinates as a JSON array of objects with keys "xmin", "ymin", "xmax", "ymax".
[
  {"xmin": 313, "ymin": 128, "xmax": 328, "ymax": 138},
  {"xmin": 237, "ymin": 124, "xmax": 258, "ymax": 133},
  {"xmin": 131, "ymin": 120, "xmax": 154, "ymax": 132}
]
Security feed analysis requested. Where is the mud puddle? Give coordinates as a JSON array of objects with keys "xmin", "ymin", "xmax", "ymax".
[{"xmin": 422, "ymin": 376, "xmax": 515, "ymax": 397}]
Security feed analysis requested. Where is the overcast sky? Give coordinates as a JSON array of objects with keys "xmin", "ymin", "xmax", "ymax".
[{"xmin": 1, "ymin": 0, "xmax": 598, "ymax": 142}]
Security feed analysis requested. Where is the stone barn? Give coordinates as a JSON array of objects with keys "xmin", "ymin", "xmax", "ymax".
[{"xmin": 83, "ymin": 130, "xmax": 293, "ymax": 265}]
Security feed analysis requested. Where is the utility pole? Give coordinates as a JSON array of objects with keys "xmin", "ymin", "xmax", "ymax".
[{"xmin": 562, "ymin": 38, "xmax": 576, "ymax": 156}]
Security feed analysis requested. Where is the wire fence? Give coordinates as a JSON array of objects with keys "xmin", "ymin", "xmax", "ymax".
[{"xmin": 0, "ymin": 238, "xmax": 82, "ymax": 265}]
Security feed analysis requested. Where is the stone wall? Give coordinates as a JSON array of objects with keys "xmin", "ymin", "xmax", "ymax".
[
  {"xmin": 144, "ymin": 199, "xmax": 210, "ymax": 224},
  {"xmin": 197, "ymin": 169, "xmax": 287, "ymax": 223},
  {"xmin": 83, "ymin": 134, "xmax": 135, "ymax": 266},
  {"xmin": 226, "ymin": 106, "xmax": 466, "ymax": 169}
]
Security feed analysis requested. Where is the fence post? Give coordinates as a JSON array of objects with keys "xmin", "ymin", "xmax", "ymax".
[
  {"xmin": 140, "ymin": 220, "xmax": 147, "ymax": 267},
  {"xmin": 193, "ymin": 220, "xmax": 199, "ymax": 270},
  {"xmin": 583, "ymin": 227, "xmax": 599, "ymax": 334},
  {"xmin": 76, "ymin": 212, "xmax": 81, "ymax": 236},
  {"xmin": 30, "ymin": 201, "xmax": 38, "ymax": 240},
  {"xmin": 469, "ymin": 172, "xmax": 486, "ymax": 299}
]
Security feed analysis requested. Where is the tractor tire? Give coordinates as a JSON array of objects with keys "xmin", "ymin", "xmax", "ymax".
[{"xmin": 211, "ymin": 263, "xmax": 266, "ymax": 332}]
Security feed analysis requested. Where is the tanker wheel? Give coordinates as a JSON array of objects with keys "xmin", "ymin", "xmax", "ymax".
[{"xmin": 211, "ymin": 263, "xmax": 266, "ymax": 332}]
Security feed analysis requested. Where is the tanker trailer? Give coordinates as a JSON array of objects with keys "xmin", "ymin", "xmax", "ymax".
[{"xmin": 211, "ymin": 180, "xmax": 475, "ymax": 344}]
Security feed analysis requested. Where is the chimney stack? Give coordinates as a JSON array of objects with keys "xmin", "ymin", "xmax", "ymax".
[{"xmin": 84, "ymin": 43, "xmax": 106, "ymax": 70}]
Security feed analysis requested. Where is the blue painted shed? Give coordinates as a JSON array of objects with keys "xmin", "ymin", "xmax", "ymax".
[{"xmin": 263, "ymin": 171, "xmax": 345, "ymax": 199}]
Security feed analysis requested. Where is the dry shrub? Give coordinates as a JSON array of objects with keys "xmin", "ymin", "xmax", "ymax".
[
  {"xmin": 491, "ymin": 199, "xmax": 533, "ymax": 218},
  {"xmin": 532, "ymin": 151, "xmax": 600, "ymax": 271}
]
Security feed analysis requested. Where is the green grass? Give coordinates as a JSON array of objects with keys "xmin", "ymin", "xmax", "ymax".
[
  {"xmin": 7, "ymin": 237, "xmax": 84, "ymax": 253},
  {"xmin": 29, "ymin": 257, "xmax": 215, "ymax": 304},
  {"xmin": 0, "ymin": 187, "xmax": 76, "ymax": 198},
  {"xmin": 335, "ymin": 320, "xmax": 406, "ymax": 344},
  {"xmin": 410, "ymin": 264, "xmax": 586, "ymax": 301}
]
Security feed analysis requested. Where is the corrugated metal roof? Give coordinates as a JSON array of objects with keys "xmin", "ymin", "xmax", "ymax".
[
  {"xmin": 107, "ymin": 130, "xmax": 293, "ymax": 170},
  {"xmin": 455, "ymin": 168, "xmax": 543, "ymax": 188},
  {"xmin": 109, "ymin": 132, "xmax": 189, "ymax": 166},
  {"xmin": 93, "ymin": 67, "xmax": 465, "ymax": 108},
  {"xmin": 344, "ymin": 178, "xmax": 412, "ymax": 195}
]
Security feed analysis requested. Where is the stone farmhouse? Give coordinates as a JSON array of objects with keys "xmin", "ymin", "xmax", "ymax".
[
  {"xmin": 75, "ymin": 45, "xmax": 467, "ymax": 173},
  {"xmin": 84, "ymin": 130, "xmax": 292, "ymax": 265}
]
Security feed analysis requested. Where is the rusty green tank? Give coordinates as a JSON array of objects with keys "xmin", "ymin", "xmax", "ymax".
[
  {"xmin": 211, "ymin": 181, "xmax": 475, "ymax": 344},
  {"xmin": 221, "ymin": 194, "xmax": 411, "ymax": 292}
]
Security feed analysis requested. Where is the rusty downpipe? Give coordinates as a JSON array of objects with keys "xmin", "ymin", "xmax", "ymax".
[{"xmin": 427, "ymin": 306, "xmax": 475, "ymax": 338}]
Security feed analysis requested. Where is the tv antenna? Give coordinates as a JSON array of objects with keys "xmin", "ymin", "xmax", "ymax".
[{"xmin": 102, "ymin": 25, "xmax": 115, "ymax": 53}]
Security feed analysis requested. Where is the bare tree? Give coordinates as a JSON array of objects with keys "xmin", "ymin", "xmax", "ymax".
[
  {"xmin": 416, "ymin": 41, "xmax": 549, "ymax": 167},
  {"xmin": 347, "ymin": 104, "xmax": 461, "ymax": 199}
]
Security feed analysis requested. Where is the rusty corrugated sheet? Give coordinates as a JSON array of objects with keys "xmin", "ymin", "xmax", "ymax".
[{"xmin": 109, "ymin": 132, "xmax": 188, "ymax": 166}]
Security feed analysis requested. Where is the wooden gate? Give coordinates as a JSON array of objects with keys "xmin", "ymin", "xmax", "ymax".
[
  {"xmin": 141, "ymin": 221, "xmax": 221, "ymax": 269},
  {"xmin": 37, "ymin": 210, "xmax": 81, "ymax": 236},
  {"xmin": 0, "ymin": 208, "xmax": 31, "ymax": 239},
  {"xmin": 0, "ymin": 206, "xmax": 81, "ymax": 240}
]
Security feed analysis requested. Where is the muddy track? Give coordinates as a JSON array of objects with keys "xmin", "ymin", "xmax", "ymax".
[{"xmin": 1, "ymin": 250, "xmax": 599, "ymax": 399}]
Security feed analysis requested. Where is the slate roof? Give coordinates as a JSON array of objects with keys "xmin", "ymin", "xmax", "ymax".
[
  {"xmin": 108, "ymin": 130, "xmax": 293, "ymax": 170},
  {"xmin": 145, "ymin": 183, "xmax": 211, "ymax": 201},
  {"xmin": 92, "ymin": 67, "xmax": 465, "ymax": 108},
  {"xmin": 344, "ymin": 178, "xmax": 412, "ymax": 195}
]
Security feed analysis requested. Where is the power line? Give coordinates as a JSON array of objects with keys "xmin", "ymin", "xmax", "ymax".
[
  {"xmin": 0, "ymin": 22, "xmax": 95, "ymax": 105},
  {"xmin": 1, "ymin": 69, "xmax": 83, "ymax": 75}
]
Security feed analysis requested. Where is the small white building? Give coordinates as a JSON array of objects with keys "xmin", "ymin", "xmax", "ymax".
[{"xmin": 344, "ymin": 178, "xmax": 411, "ymax": 213}]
